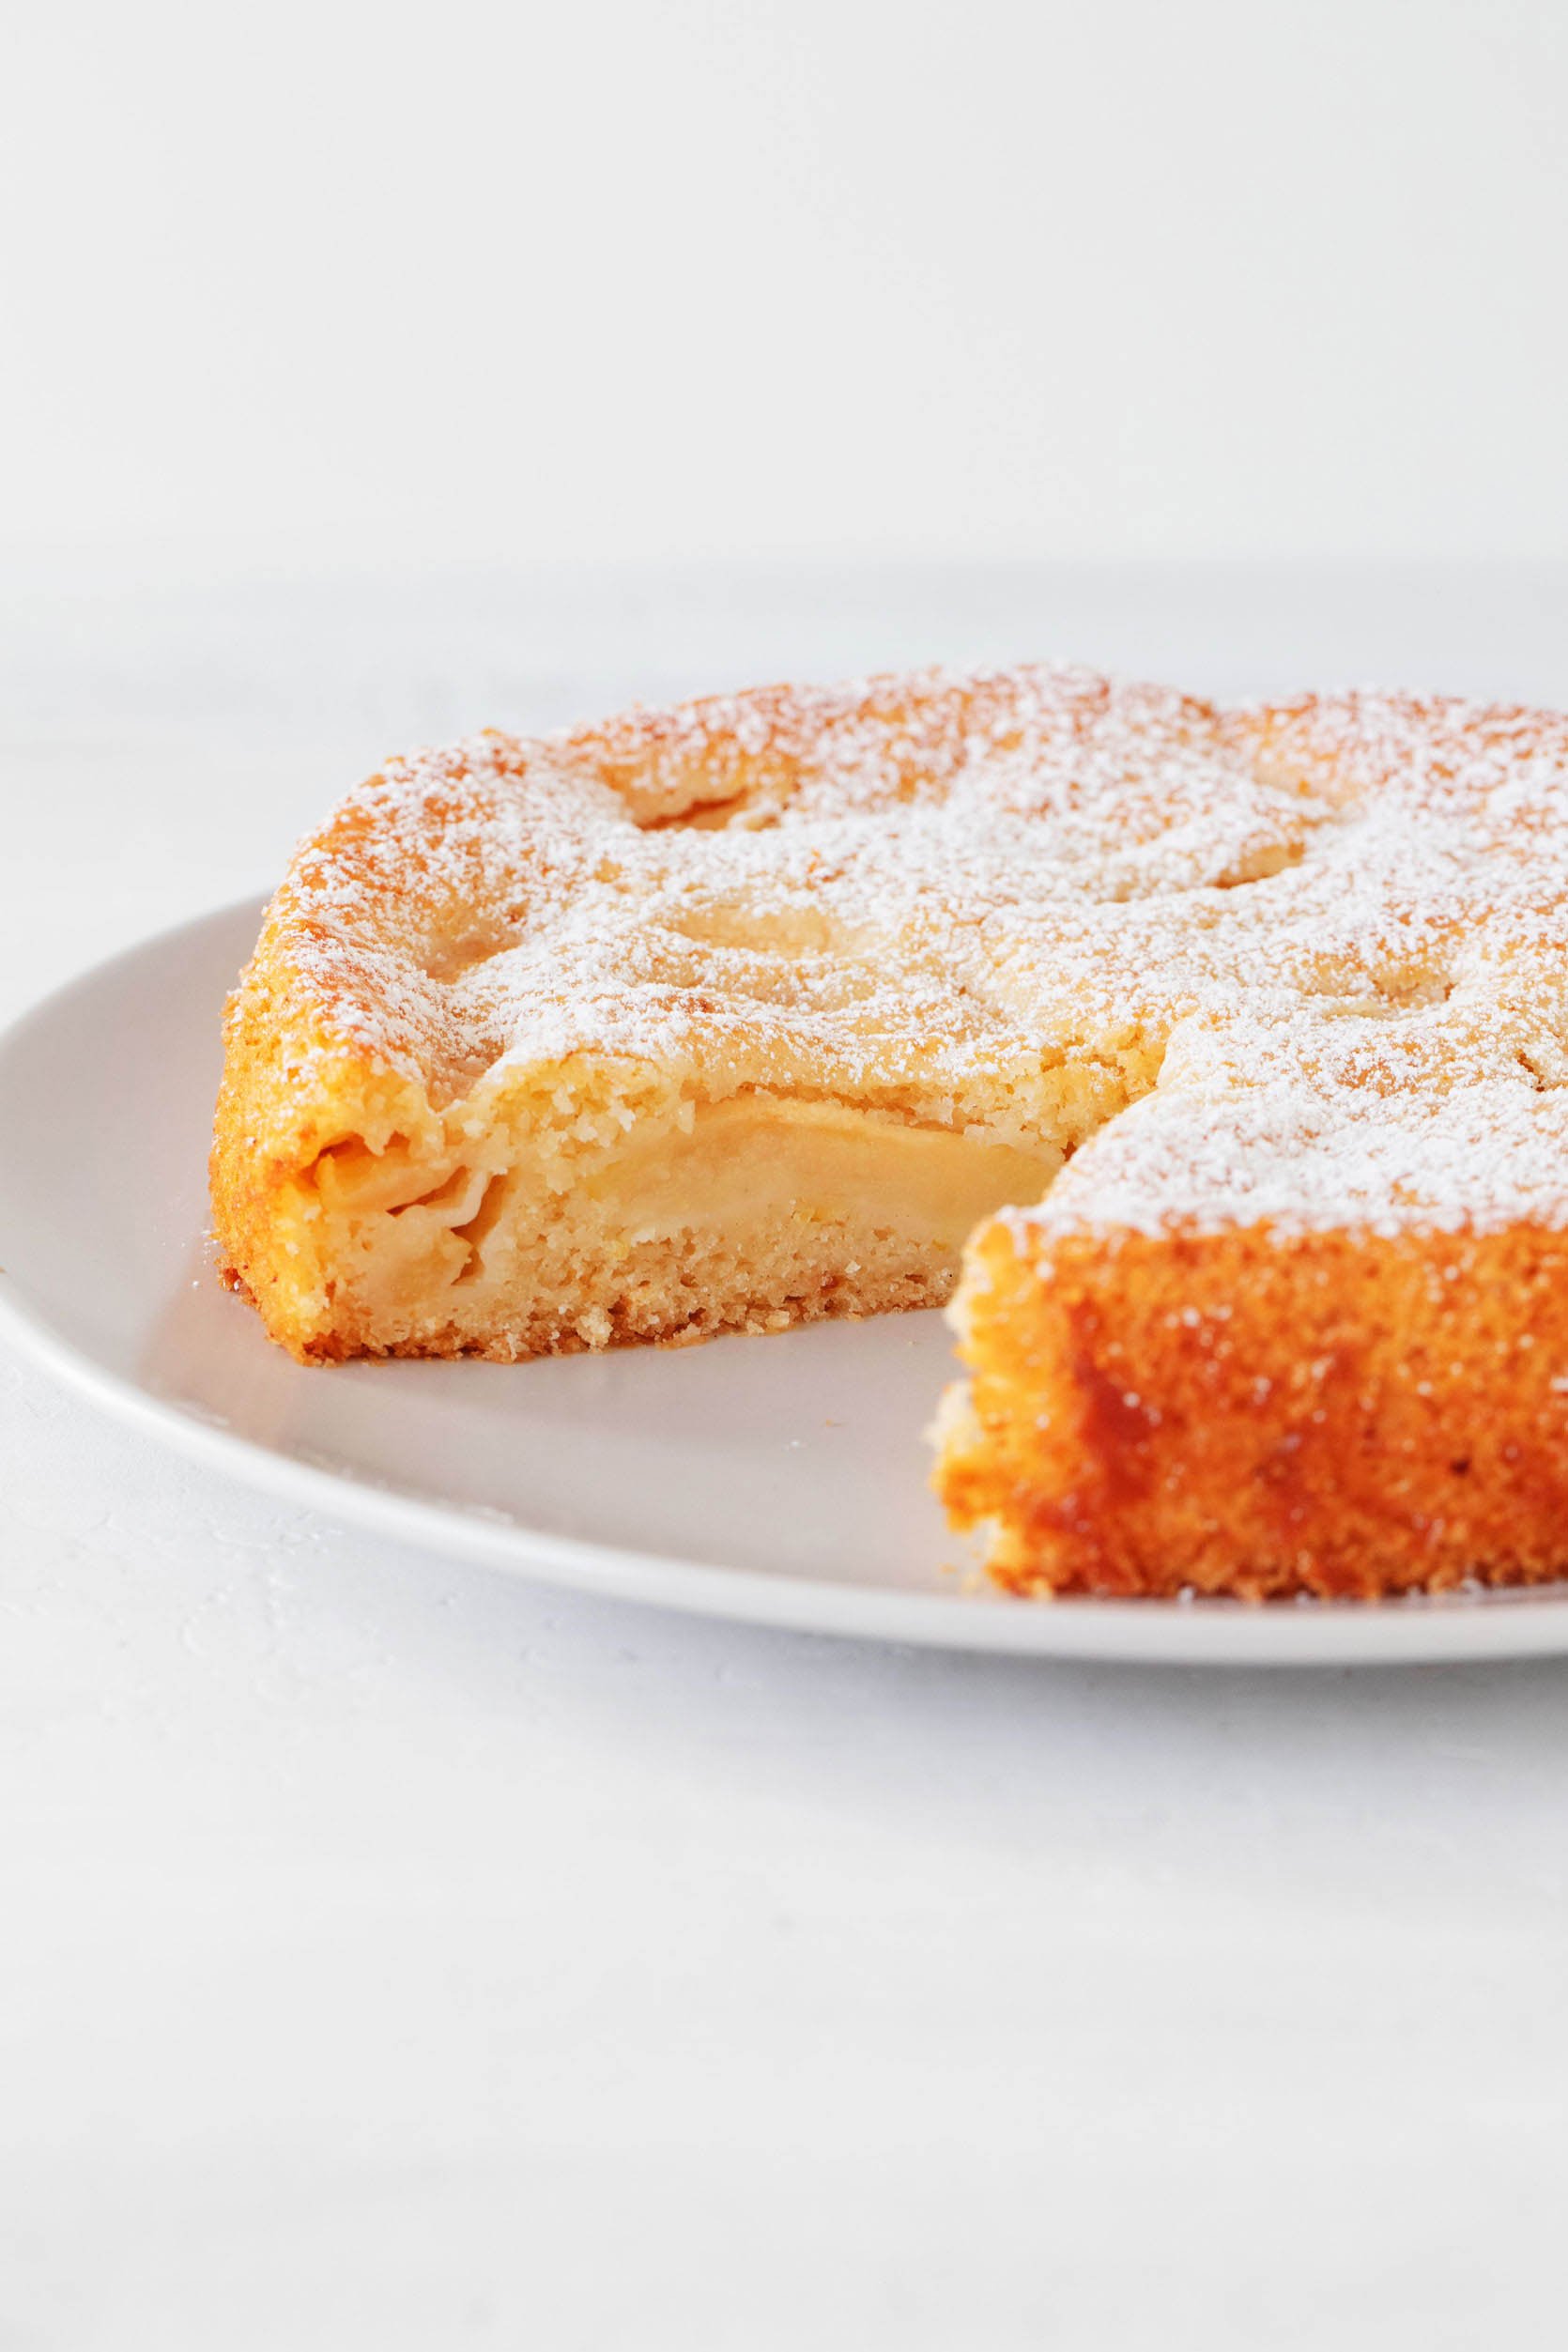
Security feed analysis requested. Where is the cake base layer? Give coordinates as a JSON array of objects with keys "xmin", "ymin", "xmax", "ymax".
[{"xmin": 934, "ymin": 1218, "xmax": 1568, "ymax": 1601}]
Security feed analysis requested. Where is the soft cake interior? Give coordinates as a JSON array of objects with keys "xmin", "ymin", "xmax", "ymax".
[{"xmin": 240, "ymin": 1061, "xmax": 1127, "ymax": 1360}]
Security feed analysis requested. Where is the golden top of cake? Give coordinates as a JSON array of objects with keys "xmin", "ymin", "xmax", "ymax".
[{"xmin": 228, "ymin": 660, "xmax": 1568, "ymax": 1248}]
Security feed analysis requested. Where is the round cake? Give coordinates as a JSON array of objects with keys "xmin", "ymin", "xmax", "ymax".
[{"xmin": 211, "ymin": 664, "xmax": 1568, "ymax": 1602}]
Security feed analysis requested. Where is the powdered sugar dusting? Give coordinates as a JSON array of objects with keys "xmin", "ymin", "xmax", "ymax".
[{"xmin": 253, "ymin": 662, "xmax": 1568, "ymax": 1237}]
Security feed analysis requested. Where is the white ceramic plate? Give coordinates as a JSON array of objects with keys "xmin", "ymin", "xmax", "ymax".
[{"xmin": 5, "ymin": 901, "xmax": 1568, "ymax": 1664}]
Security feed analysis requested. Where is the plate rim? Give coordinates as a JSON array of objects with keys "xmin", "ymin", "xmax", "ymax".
[{"xmin": 7, "ymin": 898, "xmax": 1568, "ymax": 1667}]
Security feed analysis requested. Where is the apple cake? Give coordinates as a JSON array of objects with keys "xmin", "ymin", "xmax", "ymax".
[{"xmin": 211, "ymin": 663, "xmax": 1568, "ymax": 1601}]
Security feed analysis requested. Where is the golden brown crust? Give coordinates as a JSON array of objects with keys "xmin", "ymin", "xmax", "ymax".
[
  {"xmin": 210, "ymin": 935, "xmax": 435, "ymax": 1362},
  {"xmin": 938, "ymin": 1218, "xmax": 1568, "ymax": 1602}
]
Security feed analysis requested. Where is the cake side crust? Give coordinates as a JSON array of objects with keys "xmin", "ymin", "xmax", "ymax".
[{"xmin": 935, "ymin": 1215, "xmax": 1568, "ymax": 1601}]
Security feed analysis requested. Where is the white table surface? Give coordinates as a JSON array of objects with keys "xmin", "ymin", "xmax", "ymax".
[{"xmin": 5, "ymin": 564, "xmax": 1568, "ymax": 2352}]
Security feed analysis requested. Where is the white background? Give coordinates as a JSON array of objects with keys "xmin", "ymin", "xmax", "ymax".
[
  {"xmin": 6, "ymin": 2, "xmax": 1568, "ymax": 2347},
  {"xmin": 7, "ymin": 564, "xmax": 1568, "ymax": 2352},
  {"xmin": 5, "ymin": 0, "xmax": 1568, "ymax": 576}
]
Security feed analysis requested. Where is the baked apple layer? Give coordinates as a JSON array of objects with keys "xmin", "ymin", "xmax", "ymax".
[{"xmin": 243, "ymin": 1087, "xmax": 1061, "ymax": 1361}]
